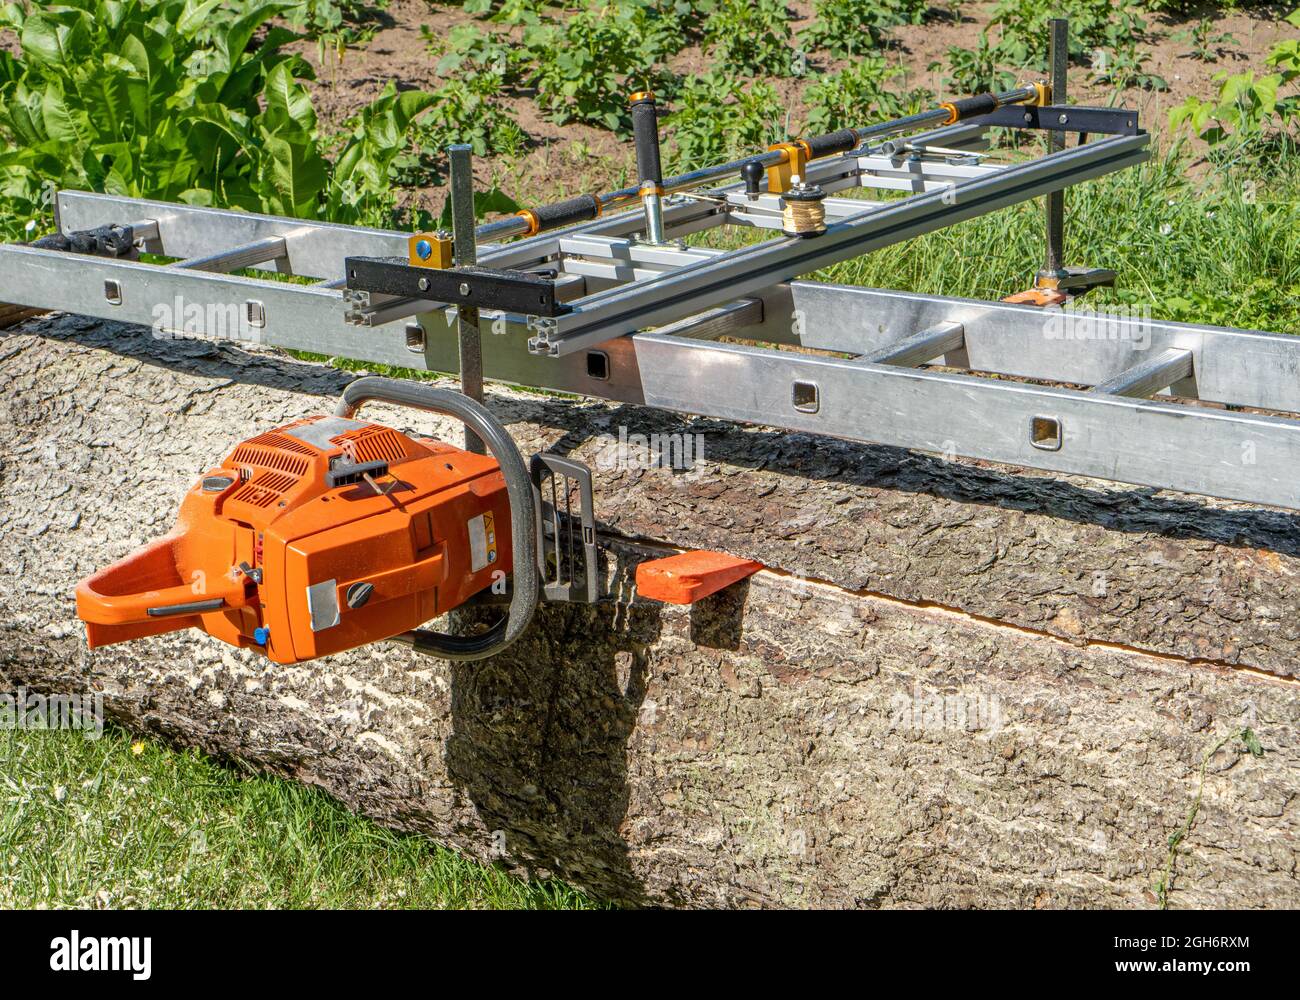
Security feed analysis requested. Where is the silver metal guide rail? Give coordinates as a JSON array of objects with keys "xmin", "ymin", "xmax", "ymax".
[{"xmin": 4, "ymin": 19, "xmax": 1300, "ymax": 513}]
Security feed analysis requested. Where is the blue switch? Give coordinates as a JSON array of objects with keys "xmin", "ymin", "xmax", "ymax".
[{"xmin": 253, "ymin": 626, "xmax": 270, "ymax": 646}]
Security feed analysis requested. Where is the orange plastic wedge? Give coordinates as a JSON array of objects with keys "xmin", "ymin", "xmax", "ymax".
[{"xmin": 636, "ymin": 550, "xmax": 763, "ymax": 605}]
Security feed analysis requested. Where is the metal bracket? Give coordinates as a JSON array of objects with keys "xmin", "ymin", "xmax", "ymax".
[
  {"xmin": 1038, "ymin": 265, "xmax": 1116, "ymax": 292},
  {"xmin": 968, "ymin": 104, "xmax": 1141, "ymax": 136},
  {"xmin": 530, "ymin": 453, "xmax": 599, "ymax": 604},
  {"xmin": 344, "ymin": 256, "xmax": 568, "ymax": 317}
]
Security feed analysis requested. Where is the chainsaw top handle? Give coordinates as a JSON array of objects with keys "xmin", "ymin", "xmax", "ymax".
[{"xmin": 335, "ymin": 377, "xmax": 539, "ymax": 661}]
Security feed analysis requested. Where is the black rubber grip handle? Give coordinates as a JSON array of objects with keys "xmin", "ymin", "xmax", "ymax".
[
  {"xmin": 631, "ymin": 95, "xmax": 662, "ymax": 186},
  {"xmin": 805, "ymin": 128, "xmax": 858, "ymax": 158},
  {"xmin": 533, "ymin": 194, "xmax": 601, "ymax": 232},
  {"xmin": 948, "ymin": 93, "xmax": 999, "ymax": 121},
  {"xmin": 30, "ymin": 224, "xmax": 134, "ymax": 257}
]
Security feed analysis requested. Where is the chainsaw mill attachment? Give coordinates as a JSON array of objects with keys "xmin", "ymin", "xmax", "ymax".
[
  {"xmin": 11, "ymin": 17, "xmax": 1300, "ymax": 665},
  {"xmin": 75, "ymin": 378, "xmax": 596, "ymax": 664}
]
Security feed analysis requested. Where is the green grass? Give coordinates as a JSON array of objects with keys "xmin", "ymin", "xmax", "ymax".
[{"xmin": 0, "ymin": 725, "xmax": 601, "ymax": 909}]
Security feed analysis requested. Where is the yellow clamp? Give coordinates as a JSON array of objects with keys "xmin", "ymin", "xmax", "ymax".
[
  {"xmin": 1030, "ymin": 81, "xmax": 1051, "ymax": 107},
  {"xmin": 407, "ymin": 232, "xmax": 452, "ymax": 269},
  {"xmin": 766, "ymin": 140, "xmax": 812, "ymax": 195}
]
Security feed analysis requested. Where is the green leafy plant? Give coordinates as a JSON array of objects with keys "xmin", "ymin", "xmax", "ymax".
[
  {"xmin": 665, "ymin": 72, "xmax": 785, "ymax": 171},
  {"xmin": 1154, "ymin": 727, "xmax": 1265, "ymax": 910},
  {"xmin": 426, "ymin": 23, "xmax": 529, "ymax": 85},
  {"xmin": 1173, "ymin": 18, "xmax": 1239, "ymax": 64},
  {"xmin": 804, "ymin": 57, "xmax": 933, "ymax": 134},
  {"xmin": 0, "ymin": 0, "xmax": 525, "ymax": 238},
  {"xmin": 461, "ymin": 0, "xmax": 549, "ymax": 26},
  {"xmin": 1169, "ymin": 11, "xmax": 1300, "ymax": 162},
  {"xmin": 988, "ymin": 0, "xmax": 1148, "ymax": 72},
  {"xmin": 326, "ymin": 82, "xmax": 438, "ymax": 224},
  {"xmin": 800, "ymin": 0, "xmax": 929, "ymax": 58},
  {"xmin": 1088, "ymin": 45, "xmax": 1167, "ymax": 92},
  {"xmin": 526, "ymin": 3, "xmax": 675, "ymax": 131},
  {"xmin": 0, "ymin": 0, "xmax": 323, "ymax": 234},
  {"xmin": 391, "ymin": 74, "xmax": 526, "ymax": 192},
  {"xmin": 427, "ymin": 1, "xmax": 692, "ymax": 132},
  {"xmin": 286, "ymin": 0, "xmax": 390, "ymax": 58},
  {"xmin": 703, "ymin": 0, "xmax": 796, "ymax": 78},
  {"xmin": 931, "ymin": 34, "xmax": 1017, "ymax": 95},
  {"xmin": 631, "ymin": 0, "xmax": 712, "ymax": 59}
]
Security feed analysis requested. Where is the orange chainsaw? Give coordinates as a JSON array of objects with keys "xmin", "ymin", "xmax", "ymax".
[{"xmin": 75, "ymin": 378, "xmax": 597, "ymax": 664}]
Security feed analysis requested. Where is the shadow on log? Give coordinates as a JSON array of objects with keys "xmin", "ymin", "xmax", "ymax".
[{"xmin": 1, "ymin": 313, "xmax": 1298, "ymax": 908}]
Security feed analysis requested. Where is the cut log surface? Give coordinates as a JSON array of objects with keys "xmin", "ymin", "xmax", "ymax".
[{"xmin": 1, "ymin": 313, "xmax": 1297, "ymax": 908}]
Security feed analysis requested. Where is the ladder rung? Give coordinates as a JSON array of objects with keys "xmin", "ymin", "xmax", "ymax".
[
  {"xmin": 128, "ymin": 219, "xmax": 160, "ymax": 243},
  {"xmin": 655, "ymin": 297, "xmax": 763, "ymax": 340},
  {"xmin": 860, "ymin": 320, "xmax": 965, "ymax": 367},
  {"xmin": 171, "ymin": 236, "xmax": 288, "ymax": 274},
  {"xmin": 1090, "ymin": 347, "xmax": 1193, "ymax": 398}
]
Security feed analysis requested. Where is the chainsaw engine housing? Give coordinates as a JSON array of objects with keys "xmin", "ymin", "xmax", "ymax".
[{"xmin": 76, "ymin": 415, "xmax": 511, "ymax": 664}]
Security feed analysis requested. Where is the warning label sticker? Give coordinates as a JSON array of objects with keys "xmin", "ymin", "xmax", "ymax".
[{"xmin": 468, "ymin": 511, "xmax": 498, "ymax": 572}]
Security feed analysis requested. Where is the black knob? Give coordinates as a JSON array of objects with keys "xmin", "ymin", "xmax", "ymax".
[
  {"xmin": 346, "ymin": 582, "xmax": 374, "ymax": 609},
  {"xmin": 742, "ymin": 161, "xmax": 764, "ymax": 200}
]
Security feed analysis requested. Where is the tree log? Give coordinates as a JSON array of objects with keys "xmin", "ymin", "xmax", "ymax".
[{"xmin": 1, "ymin": 314, "xmax": 1297, "ymax": 908}]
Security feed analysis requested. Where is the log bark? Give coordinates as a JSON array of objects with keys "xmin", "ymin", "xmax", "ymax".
[{"xmin": 1, "ymin": 313, "xmax": 1297, "ymax": 908}]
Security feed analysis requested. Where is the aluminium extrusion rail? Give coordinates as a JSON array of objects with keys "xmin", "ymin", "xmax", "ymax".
[{"xmin": 5, "ymin": 123, "xmax": 1300, "ymax": 513}]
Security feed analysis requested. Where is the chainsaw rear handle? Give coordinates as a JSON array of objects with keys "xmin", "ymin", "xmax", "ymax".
[
  {"xmin": 335, "ymin": 377, "xmax": 539, "ymax": 661},
  {"xmin": 76, "ymin": 535, "xmax": 250, "ymax": 626}
]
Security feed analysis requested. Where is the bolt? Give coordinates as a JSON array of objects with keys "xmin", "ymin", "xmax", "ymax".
[
  {"xmin": 1058, "ymin": 114, "xmax": 1068, "ymax": 124},
  {"xmin": 459, "ymin": 283, "xmax": 471, "ymax": 297},
  {"xmin": 417, "ymin": 277, "xmax": 429, "ymax": 292}
]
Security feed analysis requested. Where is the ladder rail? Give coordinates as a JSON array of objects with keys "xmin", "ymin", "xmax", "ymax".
[
  {"xmin": 9, "ymin": 232, "xmax": 1300, "ymax": 416},
  {"xmin": 7, "ymin": 237, "xmax": 1300, "ymax": 511}
]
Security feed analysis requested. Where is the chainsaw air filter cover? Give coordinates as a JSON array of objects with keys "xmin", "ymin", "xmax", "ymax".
[{"xmin": 76, "ymin": 416, "xmax": 511, "ymax": 664}]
